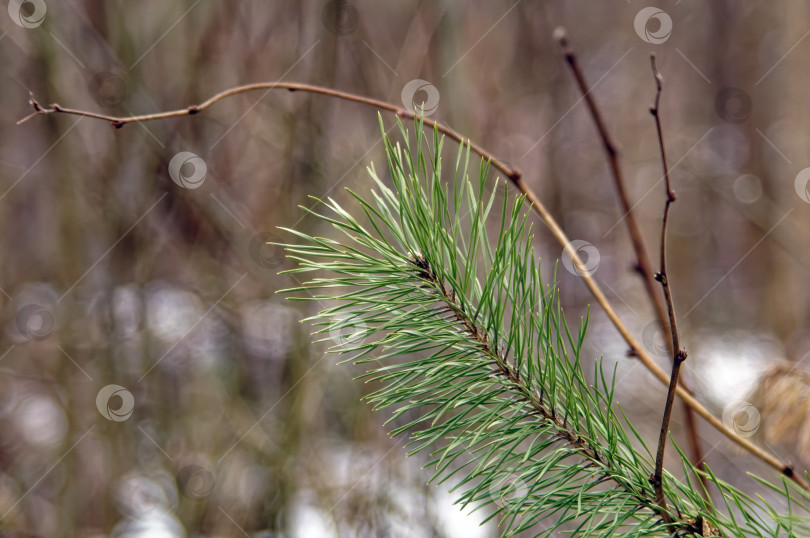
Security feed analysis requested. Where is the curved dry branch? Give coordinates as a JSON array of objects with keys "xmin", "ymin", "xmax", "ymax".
[{"xmin": 17, "ymin": 80, "xmax": 808, "ymax": 492}]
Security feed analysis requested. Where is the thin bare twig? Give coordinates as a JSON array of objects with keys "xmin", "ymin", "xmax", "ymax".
[
  {"xmin": 553, "ymin": 28, "xmax": 664, "ymax": 328},
  {"xmin": 17, "ymin": 80, "xmax": 809, "ymax": 492},
  {"xmin": 553, "ymin": 28, "xmax": 706, "ymax": 478},
  {"xmin": 648, "ymin": 53, "xmax": 687, "ymax": 531}
]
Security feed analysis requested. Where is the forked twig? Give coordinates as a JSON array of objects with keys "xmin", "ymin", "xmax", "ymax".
[
  {"xmin": 553, "ymin": 28, "xmax": 706, "ymax": 479},
  {"xmin": 17, "ymin": 78, "xmax": 809, "ymax": 492}
]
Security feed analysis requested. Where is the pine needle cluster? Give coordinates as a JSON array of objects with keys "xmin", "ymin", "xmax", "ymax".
[{"xmin": 280, "ymin": 117, "xmax": 810, "ymax": 537}]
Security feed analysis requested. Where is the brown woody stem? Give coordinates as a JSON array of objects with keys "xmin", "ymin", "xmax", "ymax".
[
  {"xmin": 554, "ymin": 28, "xmax": 706, "ymax": 489},
  {"xmin": 18, "ymin": 74, "xmax": 808, "ymax": 493}
]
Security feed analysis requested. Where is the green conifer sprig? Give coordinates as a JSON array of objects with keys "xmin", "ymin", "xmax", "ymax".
[{"xmin": 280, "ymin": 116, "xmax": 810, "ymax": 537}]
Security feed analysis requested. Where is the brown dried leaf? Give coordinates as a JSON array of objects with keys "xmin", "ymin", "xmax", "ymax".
[{"xmin": 750, "ymin": 362, "xmax": 810, "ymax": 467}]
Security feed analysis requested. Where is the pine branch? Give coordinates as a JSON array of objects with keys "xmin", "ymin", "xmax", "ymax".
[
  {"xmin": 280, "ymin": 116, "xmax": 810, "ymax": 536},
  {"xmin": 16, "ymin": 83, "xmax": 809, "ymax": 489}
]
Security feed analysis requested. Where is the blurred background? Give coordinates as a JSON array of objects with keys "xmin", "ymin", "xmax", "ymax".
[{"xmin": 1, "ymin": 1, "xmax": 810, "ymax": 536}]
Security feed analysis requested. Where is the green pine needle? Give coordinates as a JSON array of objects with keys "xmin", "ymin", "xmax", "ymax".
[{"xmin": 279, "ymin": 115, "xmax": 810, "ymax": 537}]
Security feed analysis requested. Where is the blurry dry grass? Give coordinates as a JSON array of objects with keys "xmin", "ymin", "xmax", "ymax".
[{"xmin": 2, "ymin": 1, "xmax": 810, "ymax": 536}]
